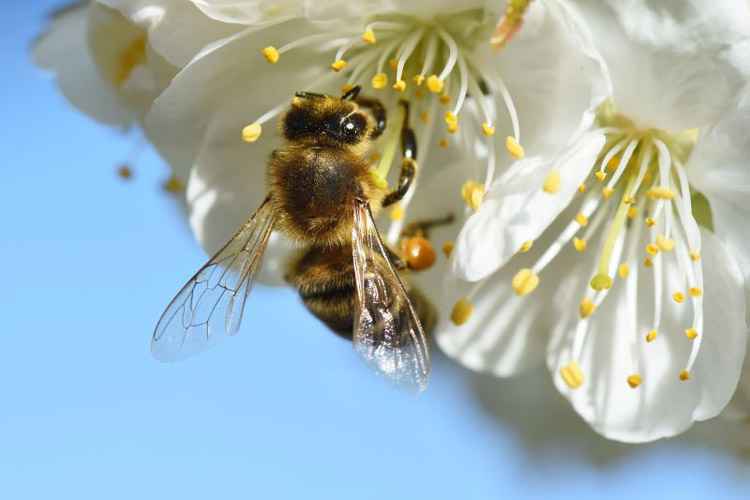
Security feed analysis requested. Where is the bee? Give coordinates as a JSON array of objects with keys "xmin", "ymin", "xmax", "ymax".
[{"xmin": 152, "ymin": 85, "xmax": 441, "ymax": 391}]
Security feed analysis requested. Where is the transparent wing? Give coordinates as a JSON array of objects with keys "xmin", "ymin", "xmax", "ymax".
[
  {"xmin": 351, "ymin": 199, "xmax": 431, "ymax": 391},
  {"xmin": 152, "ymin": 197, "xmax": 276, "ymax": 362}
]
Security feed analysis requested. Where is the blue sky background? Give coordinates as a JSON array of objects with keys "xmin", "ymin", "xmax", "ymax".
[{"xmin": 3, "ymin": 1, "xmax": 750, "ymax": 499}]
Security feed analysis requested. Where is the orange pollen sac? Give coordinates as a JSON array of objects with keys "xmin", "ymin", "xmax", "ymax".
[{"xmin": 402, "ymin": 237, "xmax": 437, "ymax": 271}]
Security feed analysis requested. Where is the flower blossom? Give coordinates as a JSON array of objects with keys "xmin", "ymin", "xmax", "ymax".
[
  {"xmin": 440, "ymin": 0, "xmax": 750, "ymax": 442},
  {"xmin": 145, "ymin": 0, "xmax": 607, "ymax": 287}
]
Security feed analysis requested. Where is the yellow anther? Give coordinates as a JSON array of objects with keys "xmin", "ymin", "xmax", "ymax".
[
  {"xmin": 627, "ymin": 374, "xmax": 642, "ymax": 389},
  {"xmin": 482, "ymin": 122, "xmax": 496, "ymax": 137},
  {"xmin": 419, "ymin": 111, "xmax": 429, "ymax": 123},
  {"xmin": 560, "ymin": 362, "xmax": 584, "ymax": 389},
  {"xmin": 369, "ymin": 171, "xmax": 388, "ymax": 190},
  {"xmin": 602, "ymin": 186, "xmax": 614, "ymax": 199},
  {"xmin": 607, "ymin": 155, "xmax": 620, "ymax": 172},
  {"xmin": 371, "ymin": 72, "xmax": 388, "ymax": 89},
  {"xmin": 392, "ymin": 79, "xmax": 407, "ymax": 92},
  {"xmin": 447, "ymin": 122, "xmax": 459, "ymax": 134},
  {"xmin": 518, "ymin": 240, "xmax": 534, "ymax": 253},
  {"xmin": 442, "ymin": 241, "xmax": 454, "ymax": 257},
  {"xmin": 461, "ymin": 180, "xmax": 485, "ymax": 211},
  {"xmin": 627, "ymin": 206, "xmax": 638, "ymax": 219},
  {"xmin": 117, "ymin": 164, "xmax": 133, "ymax": 180},
  {"xmin": 439, "ymin": 138, "xmax": 449, "ymax": 148},
  {"xmin": 590, "ymin": 273, "xmax": 612, "ymax": 291},
  {"xmin": 646, "ymin": 243, "xmax": 659, "ymax": 256},
  {"xmin": 646, "ymin": 330, "xmax": 657, "ymax": 342},
  {"xmin": 388, "ymin": 58, "xmax": 398, "ymax": 70},
  {"xmin": 413, "ymin": 74, "xmax": 425, "ymax": 86},
  {"xmin": 578, "ymin": 183, "xmax": 587, "ymax": 193},
  {"xmin": 644, "ymin": 257, "xmax": 653, "ymax": 268},
  {"xmin": 623, "ymin": 195, "xmax": 635, "ymax": 205},
  {"xmin": 261, "ymin": 46, "xmax": 280, "ymax": 64},
  {"xmin": 594, "ymin": 171, "xmax": 607, "ymax": 182},
  {"xmin": 426, "ymin": 75, "xmax": 444, "ymax": 93},
  {"xmin": 439, "ymin": 94, "xmax": 451, "ymax": 105},
  {"xmin": 573, "ymin": 238, "xmax": 587, "ymax": 253},
  {"xmin": 450, "ymin": 298, "xmax": 474, "ymax": 326},
  {"xmin": 646, "ymin": 186, "xmax": 675, "ymax": 200},
  {"xmin": 543, "ymin": 170, "xmax": 561, "ymax": 194},
  {"xmin": 579, "ymin": 298, "xmax": 596, "ymax": 318},
  {"xmin": 512, "ymin": 268, "xmax": 540, "ymax": 296},
  {"xmin": 330, "ymin": 59, "xmax": 347, "ymax": 72},
  {"xmin": 361, "ymin": 29, "xmax": 376, "ymax": 44},
  {"xmin": 679, "ymin": 370, "xmax": 690, "ymax": 381},
  {"xmin": 673, "ymin": 292, "xmax": 685, "ymax": 303},
  {"xmin": 575, "ymin": 213, "xmax": 589, "ymax": 226},
  {"xmin": 444, "ymin": 111, "xmax": 458, "ymax": 125},
  {"xmin": 685, "ymin": 327, "xmax": 698, "ymax": 340},
  {"xmin": 656, "ymin": 235, "xmax": 675, "ymax": 252},
  {"xmin": 689, "ymin": 250, "xmax": 701, "ymax": 261},
  {"xmin": 241, "ymin": 123, "xmax": 262, "ymax": 143},
  {"xmin": 389, "ymin": 203, "xmax": 405, "ymax": 221},
  {"xmin": 341, "ymin": 83, "xmax": 355, "ymax": 94},
  {"xmin": 689, "ymin": 287, "xmax": 703, "ymax": 297},
  {"xmin": 645, "ymin": 217, "xmax": 656, "ymax": 228},
  {"xmin": 618, "ymin": 263, "xmax": 630, "ymax": 279},
  {"xmin": 163, "ymin": 175, "xmax": 185, "ymax": 194},
  {"xmin": 114, "ymin": 36, "xmax": 147, "ymax": 87},
  {"xmin": 505, "ymin": 136, "xmax": 525, "ymax": 159}
]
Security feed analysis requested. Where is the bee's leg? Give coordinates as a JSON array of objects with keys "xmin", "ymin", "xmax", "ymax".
[
  {"xmin": 382, "ymin": 101, "xmax": 417, "ymax": 207},
  {"xmin": 354, "ymin": 96, "xmax": 387, "ymax": 138},
  {"xmin": 401, "ymin": 214, "xmax": 455, "ymax": 238}
]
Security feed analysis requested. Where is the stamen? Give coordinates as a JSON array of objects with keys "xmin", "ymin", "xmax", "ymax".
[
  {"xmin": 426, "ymin": 74, "xmax": 444, "ymax": 93},
  {"xmin": 512, "ymin": 268, "xmax": 539, "ymax": 296},
  {"xmin": 627, "ymin": 374, "xmax": 642, "ymax": 389},
  {"xmin": 679, "ymin": 370, "xmax": 690, "ymax": 381},
  {"xmin": 646, "ymin": 330, "xmax": 657, "ymax": 342},
  {"xmin": 506, "ymin": 136, "xmax": 525, "ymax": 159},
  {"xmin": 415, "ymin": 32, "xmax": 439, "ymax": 85},
  {"xmin": 560, "ymin": 362, "xmax": 584, "ymax": 389},
  {"xmin": 442, "ymin": 241, "xmax": 454, "ymax": 257},
  {"xmin": 242, "ymin": 102, "xmax": 286, "ymax": 142},
  {"xmin": 450, "ymin": 298, "xmax": 474, "ymax": 326},
  {"xmin": 394, "ymin": 27, "xmax": 425, "ymax": 89},
  {"xmin": 518, "ymin": 240, "xmax": 534, "ymax": 253},
  {"xmin": 435, "ymin": 27, "xmax": 459, "ymax": 82},
  {"xmin": 461, "ymin": 180, "xmax": 484, "ymax": 211},
  {"xmin": 450, "ymin": 53, "xmax": 470, "ymax": 118},
  {"xmin": 579, "ymin": 298, "xmax": 596, "ymax": 318},
  {"xmin": 262, "ymin": 46, "xmax": 280, "ymax": 64},
  {"xmin": 673, "ymin": 292, "xmax": 685, "ymax": 303},
  {"xmin": 491, "ymin": 0, "xmax": 533, "ymax": 48},
  {"xmin": 543, "ymin": 170, "xmax": 561, "ymax": 194}
]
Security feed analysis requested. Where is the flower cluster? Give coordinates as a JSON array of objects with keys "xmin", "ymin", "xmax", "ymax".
[{"xmin": 36, "ymin": 0, "xmax": 750, "ymax": 443}]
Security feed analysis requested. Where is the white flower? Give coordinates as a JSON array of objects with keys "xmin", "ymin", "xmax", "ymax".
[
  {"xmin": 34, "ymin": 0, "xmax": 238, "ymax": 181},
  {"xmin": 145, "ymin": 0, "xmax": 608, "ymax": 287},
  {"xmin": 441, "ymin": 0, "xmax": 750, "ymax": 442}
]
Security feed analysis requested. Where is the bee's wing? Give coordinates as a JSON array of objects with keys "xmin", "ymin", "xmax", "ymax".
[
  {"xmin": 152, "ymin": 197, "xmax": 276, "ymax": 362},
  {"xmin": 351, "ymin": 199, "xmax": 431, "ymax": 391}
]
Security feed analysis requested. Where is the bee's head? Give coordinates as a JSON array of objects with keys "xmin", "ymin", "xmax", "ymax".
[{"xmin": 282, "ymin": 88, "xmax": 371, "ymax": 146}]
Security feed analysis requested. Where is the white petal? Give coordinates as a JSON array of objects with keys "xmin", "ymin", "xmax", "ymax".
[
  {"xmin": 437, "ymin": 216, "xmax": 584, "ymax": 376},
  {"xmin": 87, "ymin": 2, "xmax": 177, "ymax": 119},
  {"xmin": 482, "ymin": 0, "xmax": 611, "ymax": 155},
  {"xmin": 549, "ymin": 228, "xmax": 747, "ymax": 443},
  {"xmin": 571, "ymin": 0, "xmax": 750, "ymax": 130},
  {"xmin": 97, "ymin": 0, "xmax": 242, "ymax": 68},
  {"xmin": 190, "ymin": 0, "xmax": 496, "ymax": 24},
  {"xmin": 33, "ymin": 3, "xmax": 133, "ymax": 126},
  {"xmin": 688, "ymin": 92, "xmax": 750, "ymax": 316},
  {"xmin": 453, "ymin": 130, "xmax": 604, "ymax": 281}
]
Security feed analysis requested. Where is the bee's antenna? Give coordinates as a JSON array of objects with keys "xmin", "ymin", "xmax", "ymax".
[
  {"xmin": 342, "ymin": 85, "xmax": 362, "ymax": 101},
  {"xmin": 295, "ymin": 91, "xmax": 326, "ymax": 100}
]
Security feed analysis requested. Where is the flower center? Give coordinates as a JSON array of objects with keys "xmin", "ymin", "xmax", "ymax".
[{"xmin": 453, "ymin": 99, "xmax": 707, "ymax": 390}]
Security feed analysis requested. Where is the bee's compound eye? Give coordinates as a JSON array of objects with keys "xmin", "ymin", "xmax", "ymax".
[
  {"xmin": 340, "ymin": 113, "xmax": 367, "ymax": 142},
  {"xmin": 401, "ymin": 237, "xmax": 437, "ymax": 271}
]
